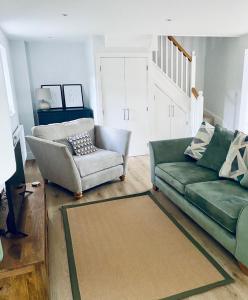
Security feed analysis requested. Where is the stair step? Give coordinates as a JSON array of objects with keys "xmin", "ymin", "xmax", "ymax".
[{"xmin": 203, "ymin": 113, "xmax": 215, "ymax": 125}]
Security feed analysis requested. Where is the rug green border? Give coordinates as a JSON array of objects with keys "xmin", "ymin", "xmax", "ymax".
[{"xmin": 61, "ymin": 192, "xmax": 234, "ymax": 300}]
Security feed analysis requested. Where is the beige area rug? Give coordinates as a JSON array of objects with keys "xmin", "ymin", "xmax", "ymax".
[{"xmin": 61, "ymin": 192, "xmax": 233, "ymax": 300}]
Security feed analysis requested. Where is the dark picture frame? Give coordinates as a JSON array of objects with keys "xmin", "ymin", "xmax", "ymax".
[
  {"xmin": 62, "ymin": 84, "xmax": 84, "ymax": 108},
  {"xmin": 41, "ymin": 84, "xmax": 64, "ymax": 108}
]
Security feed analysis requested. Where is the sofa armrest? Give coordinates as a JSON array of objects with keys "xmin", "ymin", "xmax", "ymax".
[
  {"xmin": 235, "ymin": 205, "xmax": 248, "ymax": 267},
  {"xmin": 149, "ymin": 137, "xmax": 192, "ymax": 184},
  {"xmin": 95, "ymin": 125, "xmax": 131, "ymax": 174},
  {"xmin": 26, "ymin": 136, "xmax": 82, "ymax": 193}
]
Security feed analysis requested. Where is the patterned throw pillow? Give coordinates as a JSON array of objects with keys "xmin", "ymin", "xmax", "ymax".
[
  {"xmin": 219, "ymin": 131, "xmax": 248, "ymax": 182},
  {"xmin": 67, "ymin": 132, "xmax": 97, "ymax": 156},
  {"xmin": 184, "ymin": 121, "xmax": 215, "ymax": 160}
]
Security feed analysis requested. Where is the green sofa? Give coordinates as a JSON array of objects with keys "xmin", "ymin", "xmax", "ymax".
[{"xmin": 149, "ymin": 137, "xmax": 248, "ymax": 273}]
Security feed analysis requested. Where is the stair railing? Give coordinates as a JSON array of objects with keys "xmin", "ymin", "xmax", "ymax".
[{"xmin": 152, "ymin": 35, "xmax": 204, "ymax": 134}]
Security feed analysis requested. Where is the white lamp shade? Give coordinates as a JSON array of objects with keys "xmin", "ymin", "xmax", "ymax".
[
  {"xmin": 35, "ymin": 88, "xmax": 52, "ymax": 101},
  {"xmin": 0, "ymin": 57, "xmax": 16, "ymax": 184}
]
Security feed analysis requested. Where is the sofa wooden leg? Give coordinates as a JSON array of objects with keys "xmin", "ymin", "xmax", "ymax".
[
  {"xmin": 153, "ymin": 184, "xmax": 159, "ymax": 191},
  {"xmin": 74, "ymin": 192, "xmax": 83, "ymax": 200},
  {"xmin": 119, "ymin": 175, "xmax": 125, "ymax": 181},
  {"xmin": 239, "ymin": 262, "xmax": 248, "ymax": 276}
]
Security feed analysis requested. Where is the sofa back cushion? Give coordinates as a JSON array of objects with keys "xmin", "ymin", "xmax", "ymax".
[
  {"xmin": 32, "ymin": 118, "xmax": 95, "ymax": 142},
  {"xmin": 197, "ymin": 125, "xmax": 234, "ymax": 172}
]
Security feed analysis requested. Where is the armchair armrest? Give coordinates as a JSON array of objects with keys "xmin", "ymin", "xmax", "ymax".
[
  {"xmin": 149, "ymin": 137, "xmax": 192, "ymax": 184},
  {"xmin": 235, "ymin": 205, "xmax": 248, "ymax": 267},
  {"xmin": 26, "ymin": 136, "xmax": 82, "ymax": 193},
  {"xmin": 95, "ymin": 125, "xmax": 131, "ymax": 174}
]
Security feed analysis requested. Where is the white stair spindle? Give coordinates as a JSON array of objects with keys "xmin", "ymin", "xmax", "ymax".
[
  {"xmin": 185, "ymin": 58, "xmax": 188, "ymax": 95},
  {"xmin": 180, "ymin": 52, "xmax": 184, "ymax": 90},
  {"xmin": 160, "ymin": 36, "xmax": 164, "ymax": 72},
  {"xmin": 166, "ymin": 37, "xmax": 169, "ymax": 75},
  {"xmin": 157, "ymin": 36, "xmax": 160, "ymax": 67},
  {"xmin": 176, "ymin": 48, "xmax": 179, "ymax": 85},
  {"xmin": 170, "ymin": 40, "xmax": 174, "ymax": 81},
  {"xmin": 190, "ymin": 51, "xmax": 196, "ymax": 93}
]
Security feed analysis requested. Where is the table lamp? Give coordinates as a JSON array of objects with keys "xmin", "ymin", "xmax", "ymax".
[
  {"xmin": 0, "ymin": 64, "xmax": 16, "ymax": 261},
  {"xmin": 35, "ymin": 88, "xmax": 52, "ymax": 110}
]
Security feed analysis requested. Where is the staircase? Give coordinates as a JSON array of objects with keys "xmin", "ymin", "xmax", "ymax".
[{"xmin": 151, "ymin": 36, "xmax": 204, "ymax": 136}]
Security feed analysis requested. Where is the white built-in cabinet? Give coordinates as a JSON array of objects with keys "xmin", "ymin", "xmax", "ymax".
[
  {"xmin": 98, "ymin": 55, "xmax": 189, "ymax": 157},
  {"xmin": 152, "ymin": 85, "xmax": 188, "ymax": 141},
  {"xmin": 100, "ymin": 57, "xmax": 149, "ymax": 156}
]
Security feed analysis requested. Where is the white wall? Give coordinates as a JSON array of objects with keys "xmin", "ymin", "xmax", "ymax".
[
  {"xmin": 204, "ymin": 35, "xmax": 248, "ymax": 130},
  {"xmin": 10, "ymin": 41, "xmax": 35, "ymax": 159},
  {"xmin": 0, "ymin": 30, "xmax": 19, "ymax": 132},
  {"xmin": 26, "ymin": 41, "xmax": 91, "ymax": 111}
]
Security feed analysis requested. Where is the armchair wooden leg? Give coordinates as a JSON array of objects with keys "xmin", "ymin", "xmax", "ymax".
[
  {"xmin": 74, "ymin": 192, "xmax": 83, "ymax": 200},
  {"xmin": 153, "ymin": 184, "xmax": 159, "ymax": 191},
  {"xmin": 44, "ymin": 179, "xmax": 49, "ymax": 184},
  {"xmin": 119, "ymin": 175, "xmax": 125, "ymax": 181},
  {"xmin": 239, "ymin": 262, "xmax": 248, "ymax": 276}
]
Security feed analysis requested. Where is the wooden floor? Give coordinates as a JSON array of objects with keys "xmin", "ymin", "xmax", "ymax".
[{"xmin": 25, "ymin": 156, "xmax": 248, "ymax": 300}]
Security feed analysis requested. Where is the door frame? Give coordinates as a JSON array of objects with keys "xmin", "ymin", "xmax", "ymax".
[{"xmin": 95, "ymin": 51, "xmax": 152, "ymax": 126}]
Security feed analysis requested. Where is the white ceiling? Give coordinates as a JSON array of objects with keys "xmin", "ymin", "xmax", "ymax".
[{"xmin": 0, "ymin": 0, "xmax": 248, "ymax": 41}]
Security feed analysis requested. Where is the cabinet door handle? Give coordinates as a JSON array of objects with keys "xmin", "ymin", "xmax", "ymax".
[
  {"xmin": 123, "ymin": 109, "xmax": 126, "ymax": 120},
  {"xmin": 173, "ymin": 105, "xmax": 175, "ymax": 117},
  {"xmin": 169, "ymin": 105, "xmax": 170, "ymax": 117},
  {"xmin": 127, "ymin": 108, "xmax": 130, "ymax": 120}
]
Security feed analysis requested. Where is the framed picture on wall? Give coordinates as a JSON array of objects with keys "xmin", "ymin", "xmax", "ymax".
[
  {"xmin": 62, "ymin": 84, "xmax": 84, "ymax": 108},
  {"xmin": 41, "ymin": 84, "xmax": 64, "ymax": 108}
]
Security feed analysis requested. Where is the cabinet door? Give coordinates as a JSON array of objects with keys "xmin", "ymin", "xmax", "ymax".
[
  {"xmin": 125, "ymin": 57, "xmax": 149, "ymax": 156},
  {"xmin": 152, "ymin": 85, "xmax": 171, "ymax": 141},
  {"xmin": 171, "ymin": 103, "xmax": 188, "ymax": 139},
  {"xmin": 100, "ymin": 58, "xmax": 126, "ymax": 129}
]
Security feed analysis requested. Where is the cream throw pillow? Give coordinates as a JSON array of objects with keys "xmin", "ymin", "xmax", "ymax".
[
  {"xmin": 219, "ymin": 131, "xmax": 248, "ymax": 182},
  {"xmin": 184, "ymin": 121, "xmax": 215, "ymax": 160}
]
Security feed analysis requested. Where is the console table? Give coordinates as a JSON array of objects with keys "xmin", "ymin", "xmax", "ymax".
[
  {"xmin": 37, "ymin": 107, "xmax": 94, "ymax": 125},
  {"xmin": 0, "ymin": 183, "xmax": 48, "ymax": 300}
]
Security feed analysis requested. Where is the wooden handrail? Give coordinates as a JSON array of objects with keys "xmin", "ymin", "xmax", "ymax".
[
  {"xmin": 168, "ymin": 36, "xmax": 192, "ymax": 62},
  {"xmin": 192, "ymin": 87, "xmax": 199, "ymax": 99}
]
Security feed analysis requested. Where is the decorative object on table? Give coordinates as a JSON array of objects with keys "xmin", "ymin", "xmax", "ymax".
[
  {"xmin": 41, "ymin": 84, "xmax": 63, "ymax": 108},
  {"xmin": 62, "ymin": 84, "xmax": 84, "ymax": 108},
  {"xmin": 67, "ymin": 131, "xmax": 97, "ymax": 156},
  {"xmin": 184, "ymin": 121, "xmax": 215, "ymax": 160},
  {"xmin": 31, "ymin": 181, "xmax": 41, "ymax": 187},
  {"xmin": 35, "ymin": 88, "xmax": 52, "ymax": 109},
  {"xmin": 219, "ymin": 130, "xmax": 248, "ymax": 182}
]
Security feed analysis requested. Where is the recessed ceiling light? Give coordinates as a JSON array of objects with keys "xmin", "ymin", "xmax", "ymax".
[
  {"xmin": 166, "ymin": 18, "xmax": 172, "ymax": 22},
  {"xmin": 62, "ymin": 13, "xmax": 68, "ymax": 17}
]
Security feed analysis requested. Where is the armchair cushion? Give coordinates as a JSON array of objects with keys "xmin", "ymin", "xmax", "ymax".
[{"xmin": 73, "ymin": 149, "xmax": 123, "ymax": 177}]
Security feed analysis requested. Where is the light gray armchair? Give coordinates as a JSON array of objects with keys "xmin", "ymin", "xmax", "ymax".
[{"xmin": 26, "ymin": 118, "xmax": 131, "ymax": 199}]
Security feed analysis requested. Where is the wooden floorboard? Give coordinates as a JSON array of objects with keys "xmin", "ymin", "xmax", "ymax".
[{"xmin": 25, "ymin": 156, "xmax": 248, "ymax": 300}]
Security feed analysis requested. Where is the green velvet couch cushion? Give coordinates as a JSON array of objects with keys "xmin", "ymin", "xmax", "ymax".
[
  {"xmin": 155, "ymin": 162, "xmax": 219, "ymax": 195},
  {"xmin": 197, "ymin": 125, "xmax": 234, "ymax": 172},
  {"xmin": 185, "ymin": 180, "xmax": 248, "ymax": 234}
]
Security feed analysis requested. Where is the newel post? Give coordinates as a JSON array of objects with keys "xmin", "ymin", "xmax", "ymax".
[{"xmin": 191, "ymin": 90, "xmax": 204, "ymax": 136}]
